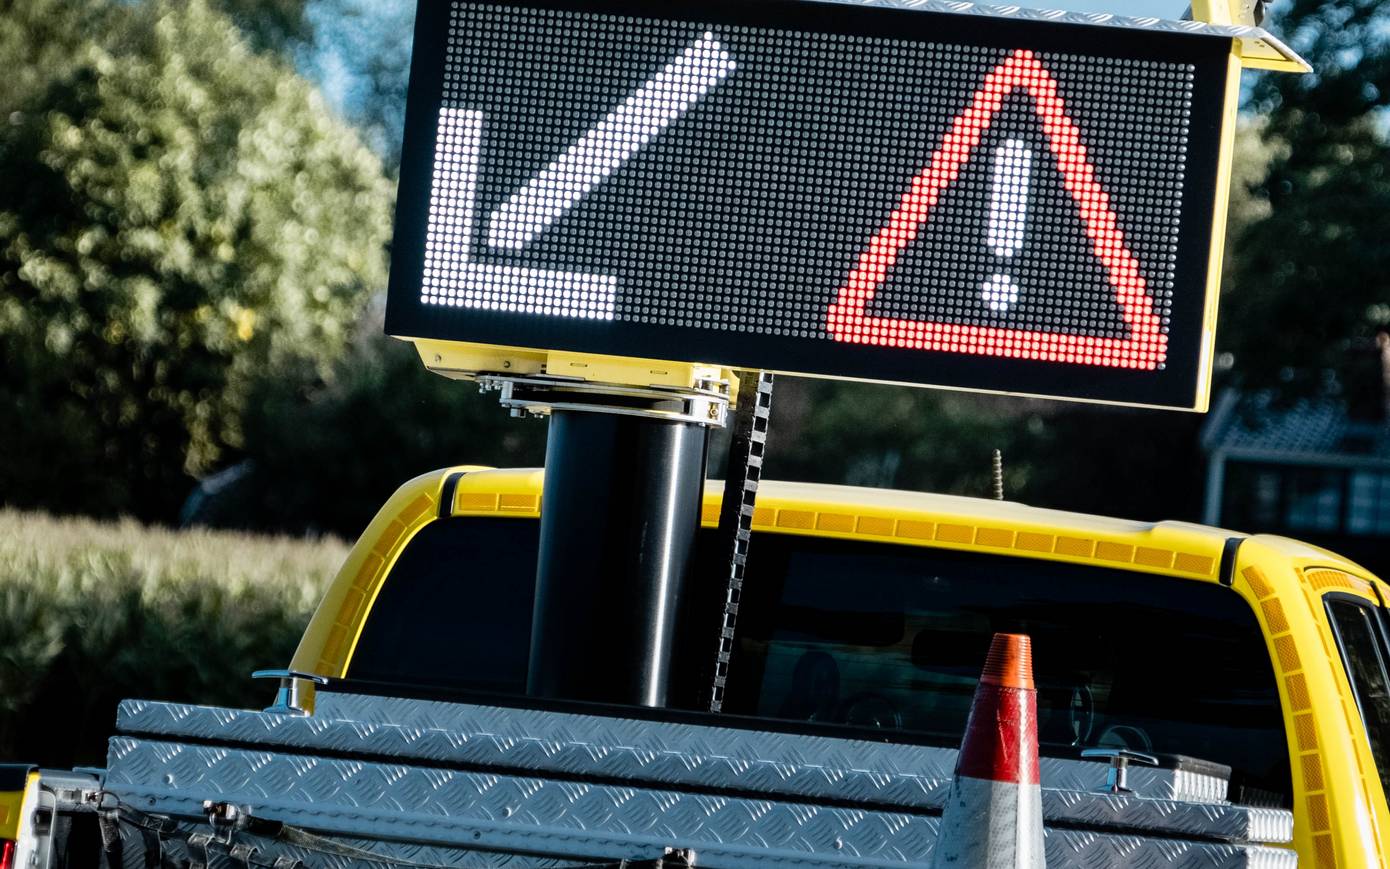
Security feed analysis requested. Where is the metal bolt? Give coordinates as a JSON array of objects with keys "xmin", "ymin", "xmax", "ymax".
[{"xmin": 991, "ymin": 449, "xmax": 1005, "ymax": 501}]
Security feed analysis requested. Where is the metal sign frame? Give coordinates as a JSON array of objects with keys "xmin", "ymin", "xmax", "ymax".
[{"xmin": 386, "ymin": 0, "xmax": 1245, "ymax": 411}]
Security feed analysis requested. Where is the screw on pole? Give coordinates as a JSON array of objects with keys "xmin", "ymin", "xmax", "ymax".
[{"xmin": 991, "ymin": 449, "xmax": 1005, "ymax": 501}]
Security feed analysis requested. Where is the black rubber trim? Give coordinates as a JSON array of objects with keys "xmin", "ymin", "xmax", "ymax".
[
  {"xmin": 1219, "ymin": 536, "xmax": 1244, "ymax": 587},
  {"xmin": 320, "ymin": 676, "xmax": 938, "ymax": 746},
  {"xmin": 438, "ymin": 471, "xmax": 469, "ymax": 520},
  {"xmin": 1152, "ymin": 753, "xmax": 1233, "ymax": 779},
  {"xmin": 0, "ymin": 763, "xmax": 35, "ymax": 791}
]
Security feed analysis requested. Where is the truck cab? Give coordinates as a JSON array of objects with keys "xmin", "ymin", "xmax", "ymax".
[
  {"xmin": 285, "ymin": 466, "xmax": 1390, "ymax": 869},
  {"xmin": 7, "ymin": 466, "xmax": 1385, "ymax": 867}
]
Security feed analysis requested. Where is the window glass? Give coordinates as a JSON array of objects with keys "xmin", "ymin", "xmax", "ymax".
[
  {"xmin": 1327, "ymin": 599, "xmax": 1390, "ymax": 793},
  {"xmin": 1252, "ymin": 469, "xmax": 1282, "ymax": 527},
  {"xmin": 723, "ymin": 536, "xmax": 1291, "ymax": 804},
  {"xmin": 348, "ymin": 518, "xmax": 539, "ymax": 693},
  {"xmin": 1221, "ymin": 463, "xmax": 1285, "ymax": 530},
  {"xmin": 344, "ymin": 516, "xmax": 1290, "ymax": 805},
  {"xmin": 1285, "ymin": 468, "xmax": 1344, "ymax": 533},
  {"xmin": 1348, "ymin": 472, "xmax": 1390, "ymax": 536}
]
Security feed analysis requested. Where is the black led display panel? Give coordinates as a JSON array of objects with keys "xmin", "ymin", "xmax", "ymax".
[{"xmin": 386, "ymin": 0, "xmax": 1235, "ymax": 410}]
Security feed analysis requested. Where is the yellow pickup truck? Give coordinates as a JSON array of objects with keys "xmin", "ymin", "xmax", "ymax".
[
  {"xmin": 5, "ymin": 465, "xmax": 1387, "ymax": 868},
  {"xmin": 268, "ymin": 465, "xmax": 1390, "ymax": 869}
]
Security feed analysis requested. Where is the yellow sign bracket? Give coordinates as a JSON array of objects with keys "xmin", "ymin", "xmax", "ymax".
[
  {"xmin": 409, "ymin": 337, "xmax": 741, "ymax": 406},
  {"xmin": 1190, "ymin": 0, "xmax": 1311, "ymax": 73}
]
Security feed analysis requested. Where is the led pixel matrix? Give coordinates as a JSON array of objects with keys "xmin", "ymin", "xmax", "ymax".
[{"xmin": 387, "ymin": 0, "xmax": 1230, "ymax": 409}]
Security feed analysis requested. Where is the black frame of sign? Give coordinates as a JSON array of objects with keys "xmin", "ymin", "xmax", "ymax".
[{"xmin": 385, "ymin": 0, "xmax": 1234, "ymax": 410}]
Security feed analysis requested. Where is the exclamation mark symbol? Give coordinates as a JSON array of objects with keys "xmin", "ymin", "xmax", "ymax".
[{"xmin": 982, "ymin": 139, "xmax": 1033, "ymax": 313}]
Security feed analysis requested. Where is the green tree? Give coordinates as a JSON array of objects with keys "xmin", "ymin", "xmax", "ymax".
[
  {"xmin": 0, "ymin": 0, "xmax": 113, "ymax": 114},
  {"xmin": 217, "ymin": 321, "xmax": 547, "ymax": 538},
  {"xmin": 1225, "ymin": 118, "xmax": 1287, "ymax": 239},
  {"xmin": 1223, "ymin": 0, "xmax": 1390, "ymax": 395},
  {"xmin": 211, "ymin": 0, "xmax": 314, "ymax": 54},
  {"xmin": 764, "ymin": 380, "xmax": 1024, "ymax": 496},
  {"xmin": 0, "ymin": 0, "xmax": 394, "ymax": 519},
  {"xmin": 762, "ymin": 378, "xmax": 1206, "ymax": 523},
  {"xmin": 304, "ymin": 0, "xmax": 415, "ymax": 169}
]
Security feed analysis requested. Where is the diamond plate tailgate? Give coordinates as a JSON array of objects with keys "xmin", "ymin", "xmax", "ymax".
[{"xmin": 106, "ymin": 694, "xmax": 1296, "ymax": 868}]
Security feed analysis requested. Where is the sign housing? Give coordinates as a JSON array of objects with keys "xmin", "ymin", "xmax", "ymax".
[{"xmin": 386, "ymin": 0, "xmax": 1241, "ymax": 410}]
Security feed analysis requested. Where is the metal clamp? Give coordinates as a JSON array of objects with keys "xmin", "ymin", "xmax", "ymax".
[
  {"xmin": 1080, "ymin": 748, "xmax": 1160, "ymax": 794},
  {"xmin": 478, "ymin": 373, "xmax": 733, "ymax": 427},
  {"xmin": 251, "ymin": 670, "xmax": 328, "ymax": 717},
  {"xmin": 202, "ymin": 800, "xmax": 245, "ymax": 844},
  {"xmin": 228, "ymin": 843, "xmax": 261, "ymax": 868},
  {"xmin": 187, "ymin": 831, "xmax": 214, "ymax": 869}
]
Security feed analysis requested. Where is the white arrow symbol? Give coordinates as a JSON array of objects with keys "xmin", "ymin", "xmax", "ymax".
[
  {"xmin": 423, "ymin": 108, "xmax": 619, "ymax": 319},
  {"xmin": 488, "ymin": 33, "xmax": 737, "ymax": 250},
  {"xmin": 420, "ymin": 34, "xmax": 737, "ymax": 320}
]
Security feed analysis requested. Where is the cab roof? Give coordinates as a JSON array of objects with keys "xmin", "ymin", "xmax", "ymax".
[
  {"xmin": 290, "ymin": 465, "xmax": 1384, "ymax": 679},
  {"xmin": 436, "ymin": 466, "xmax": 1379, "ymax": 585}
]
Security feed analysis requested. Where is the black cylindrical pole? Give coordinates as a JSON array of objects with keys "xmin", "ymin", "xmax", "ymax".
[{"xmin": 528, "ymin": 409, "xmax": 709, "ymax": 707}]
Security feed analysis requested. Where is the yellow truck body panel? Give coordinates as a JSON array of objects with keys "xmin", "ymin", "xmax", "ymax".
[
  {"xmin": 291, "ymin": 466, "xmax": 1390, "ymax": 868},
  {"xmin": 0, "ymin": 770, "xmax": 38, "ymax": 844}
]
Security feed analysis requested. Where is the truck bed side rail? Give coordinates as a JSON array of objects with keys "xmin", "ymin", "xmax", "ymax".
[{"xmin": 103, "ymin": 691, "xmax": 1297, "ymax": 868}]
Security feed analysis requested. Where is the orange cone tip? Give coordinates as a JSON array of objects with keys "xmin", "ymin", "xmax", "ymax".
[{"xmin": 980, "ymin": 632, "xmax": 1034, "ymax": 691}]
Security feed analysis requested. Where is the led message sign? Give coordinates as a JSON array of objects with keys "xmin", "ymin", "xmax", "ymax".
[{"xmin": 385, "ymin": 0, "xmax": 1237, "ymax": 410}]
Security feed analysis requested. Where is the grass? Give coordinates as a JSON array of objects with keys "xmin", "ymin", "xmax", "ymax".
[{"xmin": 0, "ymin": 509, "xmax": 349, "ymax": 767}]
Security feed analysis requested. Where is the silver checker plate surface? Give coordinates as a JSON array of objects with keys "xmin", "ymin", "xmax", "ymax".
[
  {"xmin": 106, "ymin": 737, "xmax": 1296, "ymax": 869},
  {"xmin": 822, "ymin": 0, "xmax": 1306, "ymax": 68},
  {"xmin": 115, "ymin": 696, "xmax": 1289, "ymax": 845}
]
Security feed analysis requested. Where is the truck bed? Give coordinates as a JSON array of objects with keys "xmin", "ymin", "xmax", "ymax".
[{"xmin": 85, "ymin": 688, "xmax": 1297, "ymax": 868}]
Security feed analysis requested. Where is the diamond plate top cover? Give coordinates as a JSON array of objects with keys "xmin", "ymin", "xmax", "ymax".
[
  {"xmin": 819, "ymin": 0, "xmax": 1306, "ymax": 68},
  {"xmin": 114, "ymin": 693, "xmax": 1292, "ymax": 845}
]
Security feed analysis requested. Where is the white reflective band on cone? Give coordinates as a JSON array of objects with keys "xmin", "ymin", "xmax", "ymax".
[{"xmin": 932, "ymin": 776, "xmax": 1045, "ymax": 868}]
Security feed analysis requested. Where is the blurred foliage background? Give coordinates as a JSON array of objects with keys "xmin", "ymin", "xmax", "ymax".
[
  {"xmin": 0, "ymin": 509, "xmax": 343, "ymax": 767},
  {"xmin": 1, "ymin": 0, "xmax": 1389, "ymax": 762},
  {"xmin": 0, "ymin": 0, "xmax": 394, "ymax": 520},
  {"xmin": 2, "ymin": 0, "xmax": 1385, "ymax": 537}
]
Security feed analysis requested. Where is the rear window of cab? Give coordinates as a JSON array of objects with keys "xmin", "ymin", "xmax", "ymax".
[
  {"xmin": 1326, "ymin": 597, "xmax": 1390, "ymax": 798},
  {"xmin": 347, "ymin": 516, "xmax": 1291, "ymax": 805}
]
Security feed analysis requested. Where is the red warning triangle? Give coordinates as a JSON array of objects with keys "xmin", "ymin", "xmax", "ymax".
[{"xmin": 827, "ymin": 50, "xmax": 1167, "ymax": 371}]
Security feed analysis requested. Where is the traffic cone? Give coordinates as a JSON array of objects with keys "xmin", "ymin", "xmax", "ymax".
[{"xmin": 931, "ymin": 633, "xmax": 1045, "ymax": 868}]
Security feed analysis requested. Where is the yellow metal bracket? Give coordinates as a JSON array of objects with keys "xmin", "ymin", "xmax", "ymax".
[
  {"xmin": 1191, "ymin": 0, "xmax": 1259, "ymax": 25},
  {"xmin": 407, "ymin": 337, "xmax": 741, "ymax": 405},
  {"xmin": 1190, "ymin": 0, "xmax": 1310, "ymax": 73}
]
